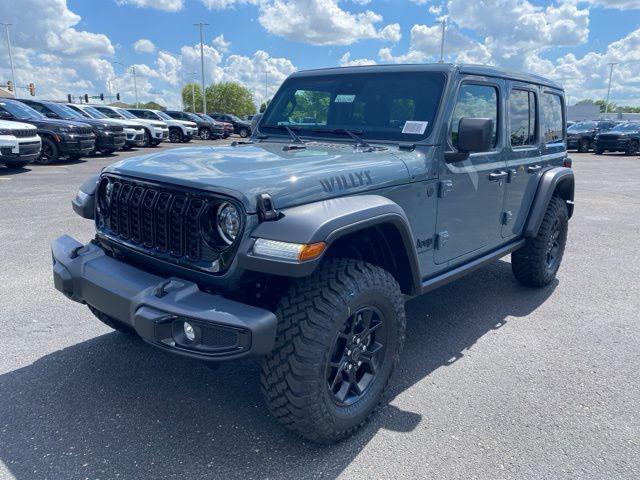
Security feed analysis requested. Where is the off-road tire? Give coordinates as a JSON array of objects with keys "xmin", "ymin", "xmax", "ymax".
[
  {"xmin": 512, "ymin": 196, "xmax": 568, "ymax": 287},
  {"xmin": 260, "ymin": 258, "xmax": 406, "ymax": 444},
  {"xmin": 577, "ymin": 139, "xmax": 589, "ymax": 153},
  {"xmin": 88, "ymin": 305, "xmax": 135, "ymax": 335},
  {"xmin": 625, "ymin": 140, "xmax": 639, "ymax": 156},
  {"xmin": 35, "ymin": 137, "xmax": 59, "ymax": 165}
]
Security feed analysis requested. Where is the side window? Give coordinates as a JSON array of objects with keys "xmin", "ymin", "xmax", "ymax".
[
  {"xmin": 451, "ymin": 84, "xmax": 498, "ymax": 149},
  {"xmin": 541, "ymin": 92, "xmax": 563, "ymax": 144},
  {"xmin": 509, "ymin": 89, "xmax": 537, "ymax": 147}
]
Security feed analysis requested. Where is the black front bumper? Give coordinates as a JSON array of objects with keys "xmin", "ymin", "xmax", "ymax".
[
  {"xmin": 59, "ymin": 134, "xmax": 95, "ymax": 156},
  {"xmin": 97, "ymin": 133, "xmax": 126, "ymax": 150},
  {"xmin": 52, "ymin": 235, "xmax": 277, "ymax": 361},
  {"xmin": 596, "ymin": 139, "xmax": 629, "ymax": 151}
]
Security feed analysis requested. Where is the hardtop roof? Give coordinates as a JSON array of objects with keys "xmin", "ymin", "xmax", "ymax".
[{"xmin": 291, "ymin": 63, "xmax": 563, "ymax": 91}]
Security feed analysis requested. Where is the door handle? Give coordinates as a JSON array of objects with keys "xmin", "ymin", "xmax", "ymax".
[
  {"xmin": 488, "ymin": 171, "xmax": 508, "ymax": 182},
  {"xmin": 527, "ymin": 165, "xmax": 543, "ymax": 173}
]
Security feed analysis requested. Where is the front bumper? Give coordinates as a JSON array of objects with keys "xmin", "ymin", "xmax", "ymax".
[
  {"xmin": 596, "ymin": 139, "xmax": 629, "ymax": 151},
  {"xmin": 59, "ymin": 134, "xmax": 95, "ymax": 156},
  {"xmin": 0, "ymin": 139, "xmax": 41, "ymax": 163},
  {"xmin": 52, "ymin": 235, "xmax": 277, "ymax": 361},
  {"xmin": 97, "ymin": 132, "xmax": 126, "ymax": 150}
]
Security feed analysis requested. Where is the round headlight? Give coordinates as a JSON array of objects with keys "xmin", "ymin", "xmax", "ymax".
[{"xmin": 216, "ymin": 202, "xmax": 240, "ymax": 244}]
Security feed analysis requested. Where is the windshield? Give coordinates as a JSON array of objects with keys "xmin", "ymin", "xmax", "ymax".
[
  {"xmin": 82, "ymin": 106, "xmax": 108, "ymax": 119},
  {"xmin": 0, "ymin": 100, "xmax": 44, "ymax": 120},
  {"xmin": 155, "ymin": 111, "xmax": 172, "ymax": 121},
  {"xmin": 116, "ymin": 108, "xmax": 137, "ymax": 119},
  {"xmin": 261, "ymin": 71, "xmax": 446, "ymax": 142},
  {"xmin": 67, "ymin": 105, "xmax": 92, "ymax": 118},
  {"xmin": 569, "ymin": 122, "xmax": 596, "ymax": 131},
  {"xmin": 46, "ymin": 102, "xmax": 82, "ymax": 120},
  {"xmin": 201, "ymin": 114, "xmax": 216, "ymax": 122},
  {"xmin": 184, "ymin": 112, "xmax": 201, "ymax": 122}
]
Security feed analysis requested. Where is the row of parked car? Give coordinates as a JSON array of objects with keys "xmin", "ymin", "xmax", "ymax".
[
  {"xmin": 567, "ymin": 120, "xmax": 640, "ymax": 155},
  {"xmin": 0, "ymin": 97, "xmax": 252, "ymax": 168}
]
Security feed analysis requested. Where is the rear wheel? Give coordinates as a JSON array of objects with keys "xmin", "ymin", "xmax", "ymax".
[
  {"xmin": 512, "ymin": 196, "xmax": 568, "ymax": 287},
  {"xmin": 88, "ymin": 305, "xmax": 135, "ymax": 334},
  {"xmin": 200, "ymin": 128, "xmax": 211, "ymax": 140},
  {"xmin": 261, "ymin": 259, "xmax": 405, "ymax": 444},
  {"xmin": 34, "ymin": 137, "xmax": 59, "ymax": 165},
  {"xmin": 625, "ymin": 140, "xmax": 639, "ymax": 156}
]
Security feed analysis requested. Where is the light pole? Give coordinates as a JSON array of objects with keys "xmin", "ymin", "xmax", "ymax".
[
  {"xmin": 604, "ymin": 62, "xmax": 618, "ymax": 118},
  {"xmin": 113, "ymin": 61, "xmax": 138, "ymax": 107},
  {"xmin": 437, "ymin": 19, "xmax": 447, "ymax": 63},
  {"xmin": 1, "ymin": 23, "xmax": 17, "ymax": 98},
  {"xmin": 194, "ymin": 23, "xmax": 209, "ymax": 114},
  {"xmin": 265, "ymin": 70, "xmax": 268, "ymax": 102},
  {"xmin": 106, "ymin": 76, "xmax": 119, "ymax": 104},
  {"xmin": 185, "ymin": 72, "xmax": 197, "ymax": 112}
]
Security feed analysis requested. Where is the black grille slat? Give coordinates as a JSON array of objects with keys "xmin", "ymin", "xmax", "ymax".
[{"xmin": 96, "ymin": 176, "xmax": 234, "ymax": 265}]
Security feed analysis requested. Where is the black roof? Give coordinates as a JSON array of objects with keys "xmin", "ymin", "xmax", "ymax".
[{"xmin": 292, "ymin": 63, "xmax": 563, "ymax": 90}]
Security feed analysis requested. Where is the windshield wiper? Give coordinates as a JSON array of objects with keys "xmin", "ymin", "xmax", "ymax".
[
  {"xmin": 262, "ymin": 124, "xmax": 306, "ymax": 146},
  {"xmin": 312, "ymin": 128, "xmax": 378, "ymax": 150}
]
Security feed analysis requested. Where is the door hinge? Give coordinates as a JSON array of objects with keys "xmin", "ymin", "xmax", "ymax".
[
  {"xmin": 438, "ymin": 180, "xmax": 453, "ymax": 198},
  {"xmin": 501, "ymin": 211, "xmax": 513, "ymax": 225},
  {"xmin": 435, "ymin": 231, "xmax": 449, "ymax": 250},
  {"xmin": 508, "ymin": 168, "xmax": 517, "ymax": 182}
]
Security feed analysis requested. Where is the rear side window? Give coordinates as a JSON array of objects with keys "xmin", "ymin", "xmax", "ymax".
[
  {"xmin": 541, "ymin": 92, "xmax": 564, "ymax": 144},
  {"xmin": 509, "ymin": 89, "xmax": 537, "ymax": 147},
  {"xmin": 451, "ymin": 84, "xmax": 498, "ymax": 149}
]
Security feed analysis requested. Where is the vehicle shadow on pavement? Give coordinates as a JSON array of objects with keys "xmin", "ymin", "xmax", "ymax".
[
  {"xmin": 0, "ymin": 260, "xmax": 556, "ymax": 480},
  {"xmin": 0, "ymin": 166, "xmax": 31, "ymax": 176}
]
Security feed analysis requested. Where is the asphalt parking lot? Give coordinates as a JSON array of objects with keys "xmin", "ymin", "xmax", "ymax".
[{"xmin": 1, "ymin": 146, "xmax": 639, "ymax": 480}]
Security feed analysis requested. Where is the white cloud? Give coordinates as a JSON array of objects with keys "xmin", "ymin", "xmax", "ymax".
[
  {"xmin": 115, "ymin": 0, "xmax": 184, "ymax": 12},
  {"xmin": 258, "ymin": 0, "xmax": 399, "ymax": 46},
  {"xmin": 199, "ymin": 0, "xmax": 259, "ymax": 8},
  {"xmin": 339, "ymin": 52, "xmax": 377, "ymax": 66},
  {"xmin": 212, "ymin": 34, "xmax": 231, "ymax": 53},
  {"xmin": 578, "ymin": 0, "xmax": 640, "ymax": 9},
  {"xmin": 133, "ymin": 39, "xmax": 156, "ymax": 54}
]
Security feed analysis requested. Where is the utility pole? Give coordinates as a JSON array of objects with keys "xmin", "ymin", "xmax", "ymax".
[
  {"xmin": 194, "ymin": 23, "xmax": 209, "ymax": 114},
  {"xmin": 437, "ymin": 19, "xmax": 447, "ymax": 63},
  {"xmin": 265, "ymin": 70, "xmax": 268, "ymax": 102},
  {"xmin": 604, "ymin": 62, "xmax": 618, "ymax": 118},
  {"xmin": 113, "ymin": 61, "xmax": 138, "ymax": 107},
  {"xmin": 1, "ymin": 23, "xmax": 18, "ymax": 99}
]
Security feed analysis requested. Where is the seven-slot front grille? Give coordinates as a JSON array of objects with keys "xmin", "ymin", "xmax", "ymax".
[
  {"xmin": 12, "ymin": 129, "xmax": 36, "ymax": 138},
  {"xmin": 107, "ymin": 125, "xmax": 124, "ymax": 133},
  {"xmin": 99, "ymin": 176, "xmax": 210, "ymax": 262}
]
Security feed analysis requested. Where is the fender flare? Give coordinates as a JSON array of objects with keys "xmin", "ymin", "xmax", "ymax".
[
  {"xmin": 237, "ymin": 195, "xmax": 421, "ymax": 293},
  {"xmin": 524, "ymin": 167, "xmax": 574, "ymax": 238}
]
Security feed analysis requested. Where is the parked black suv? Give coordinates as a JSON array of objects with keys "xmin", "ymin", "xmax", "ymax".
[
  {"xmin": 165, "ymin": 110, "xmax": 224, "ymax": 140},
  {"xmin": 566, "ymin": 120, "xmax": 617, "ymax": 152},
  {"xmin": 0, "ymin": 99, "xmax": 95, "ymax": 164},
  {"xmin": 209, "ymin": 113, "xmax": 251, "ymax": 138},
  {"xmin": 19, "ymin": 99, "xmax": 125, "ymax": 155},
  {"xmin": 594, "ymin": 122, "xmax": 640, "ymax": 155}
]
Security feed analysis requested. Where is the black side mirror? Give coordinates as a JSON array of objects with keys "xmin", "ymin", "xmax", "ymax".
[
  {"xmin": 45, "ymin": 112, "xmax": 59, "ymax": 119},
  {"xmin": 446, "ymin": 117, "xmax": 493, "ymax": 163}
]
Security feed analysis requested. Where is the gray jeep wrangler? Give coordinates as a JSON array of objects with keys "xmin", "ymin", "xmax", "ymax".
[{"xmin": 52, "ymin": 64, "xmax": 574, "ymax": 444}]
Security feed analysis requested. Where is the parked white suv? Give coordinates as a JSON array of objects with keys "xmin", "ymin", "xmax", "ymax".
[
  {"xmin": 0, "ymin": 119, "xmax": 41, "ymax": 169},
  {"xmin": 66, "ymin": 104, "xmax": 146, "ymax": 149},
  {"xmin": 91, "ymin": 106, "xmax": 169, "ymax": 146},
  {"xmin": 127, "ymin": 108, "xmax": 198, "ymax": 143}
]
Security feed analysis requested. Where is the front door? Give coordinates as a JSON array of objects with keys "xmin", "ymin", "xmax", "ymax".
[{"xmin": 435, "ymin": 80, "xmax": 508, "ymax": 265}]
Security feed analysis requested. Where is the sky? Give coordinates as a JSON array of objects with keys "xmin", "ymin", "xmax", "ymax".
[{"xmin": 0, "ymin": 0, "xmax": 639, "ymax": 109}]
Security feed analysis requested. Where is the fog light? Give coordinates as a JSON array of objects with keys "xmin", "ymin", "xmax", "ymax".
[{"xmin": 183, "ymin": 321, "xmax": 195, "ymax": 342}]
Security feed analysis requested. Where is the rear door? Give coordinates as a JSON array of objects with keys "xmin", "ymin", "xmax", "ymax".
[
  {"xmin": 502, "ymin": 83, "xmax": 541, "ymax": 238},
  {"xmin": 435, "ymin": 79, "xmax": 508, "ymax": 265}
]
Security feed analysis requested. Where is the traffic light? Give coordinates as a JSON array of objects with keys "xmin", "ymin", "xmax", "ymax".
[
  {"xmin": 67, "ymin": 94, "xmax": 72, "ymax": 103},
  {"xmin": 100, "ymin": 93, "xmax": 104, "ymax": 101},
  {"xmin": 6, "ymin": 80, "xmax": 12, "ymax": 92},
  {"xmin": 116, "ymin": 93, "xmax": 120, "ymax": 101},
  {"xmin": 28, "ymin": 83, "xmax": 35, "ymax": 96},
  {"xmin": 84, "ymin": 94, "xmax": 89, "ymax": 103}
]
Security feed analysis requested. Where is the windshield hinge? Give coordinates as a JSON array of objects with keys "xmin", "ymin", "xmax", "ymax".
[
  {"xmin": 257, "ymin": 193, "xmax": 279, "ymax": 221},
  {"xmin": 398, "ymin": 143, "xmax": 416, "ymax": 151}
]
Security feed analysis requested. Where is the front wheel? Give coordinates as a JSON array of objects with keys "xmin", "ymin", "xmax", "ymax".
[
  {"xmin": 200, "ymin": 128, "xmax": 211, "ymax": 140},
  {"xmin": 239, "ymin": 128, "xmax": 249, "ymax": 138},
  {"xmin": 143, "ymin": 130, "xmax": 153, "ymax": 147},
  {"xmin": 34, "ymin": 137, "xmax": 59, "ymax": 165},
  {"xmin": 169, "ymin": 128, "xmax": 183, "ymax": 143},
  {"xmin": 261, "ymin": 259, "xmax": 406, "ymax": 444},
  {"xmin": 577, "ymin": 139, "xmax": 589, "ymax": 153},
  {"xmin": 511, "ymin": 196, "xmax": 568, "ymax": 287}
]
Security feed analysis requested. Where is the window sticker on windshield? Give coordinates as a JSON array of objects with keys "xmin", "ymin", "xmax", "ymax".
[
  {"xmin": 402, "ymin": 121, "xmax": 429, "ymax": 135},
  {"xmin": 334, "ymin": 94, "xmax": 356, "ymax": 103}
]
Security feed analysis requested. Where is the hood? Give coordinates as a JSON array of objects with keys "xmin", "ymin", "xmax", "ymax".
[
  {"xmin": 104, "ymin": 142, "xmax": 411, "ymax": 213},
  {"xmin": 568, "ymin": 129, "xmax": 594, "ymax": 135},
  {"xmin": 131, "ymin": 118, "xmax": 167, "ymax": 128},
  {"xmin": 0, "ymin": 119, "xmax": 37, "ymax": 130},
  {"xmin": 602, "ymin": 129, "xmax": 637, "ymax": 135},
  {"xmin": 27, "ymin": 117, "xmax": 92, "ymax": 130},
  {"xmin": 172, "ymin": 119, "xmax": 198, "ymax": 128}
]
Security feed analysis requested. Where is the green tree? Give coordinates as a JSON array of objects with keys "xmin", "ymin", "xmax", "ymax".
[
  {"xmin": 205, "ymin": 82, "xmax": 256, "ymax": 117},
  {"xmin": 182, "ymin": 83, "xmax": 203, "ymax": 113},
  {"xmin": 138, "ymin": 101, "xmax": 166, "ymax": 111},
  {"xmin": 259, "ymin": 99, "xmax": 271, "ymax": 113}
]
